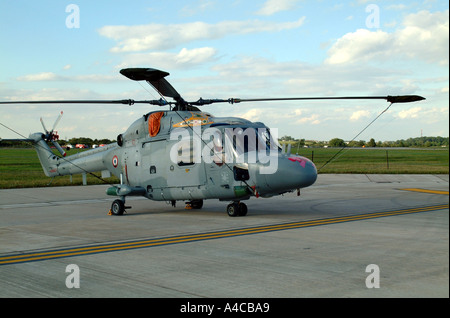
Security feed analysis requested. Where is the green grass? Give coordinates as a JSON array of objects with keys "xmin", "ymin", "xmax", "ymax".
[
  {"xmin": 296, "ymin": 147, "xmax": 449, "ymax": 174},
  {"xmin": 0, "ymin": 147, "xmax": 448, "ymax": 189},
  {"xmin": 0, "ymin": 148, "xmax": 119, "ymax": 189}
]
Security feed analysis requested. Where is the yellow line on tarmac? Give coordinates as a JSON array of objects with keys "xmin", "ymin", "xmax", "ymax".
[
  {"xmin": 0, "ymin": 204, "xmax": 448, "ymax": 266},
  {"xmin": 401, "ymin": 188, "xmax": 449, "ymax": 195}
]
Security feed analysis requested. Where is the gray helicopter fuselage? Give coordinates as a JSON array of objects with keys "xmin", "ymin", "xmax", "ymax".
[{"xmin": 32, "ymin": 110, "xmax": 317, "ymax": 203}]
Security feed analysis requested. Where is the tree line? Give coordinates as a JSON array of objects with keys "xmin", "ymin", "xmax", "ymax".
[
  {"xmin": 1, "ymin": 135, "xmax": 448, "ymax": 148},
  {"xmin": 60, "ymin": 137, "xmax": 115, "ymax": 147},
  {"xmin": 0, "ymin": 137, "xmax": 115, "ymax": 148},
  {"xmin": 280, "ymin": 136, "xmax": 449, "ymax": 148}
]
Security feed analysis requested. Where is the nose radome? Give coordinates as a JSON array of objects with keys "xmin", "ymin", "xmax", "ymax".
[
  {"xmin": 259, "ymin": 155, "xmax": 317, "ymax": 194},
  {"xmin": 287, "ymin": 156, "xmax": 317, "ymax": 187}
]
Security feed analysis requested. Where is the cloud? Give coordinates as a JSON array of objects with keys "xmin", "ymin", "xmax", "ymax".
[
  {"xmin": 388, "ymin": 107, "xmax": 448, "ymax": 139},
  {"xmin": 395, "ymin": 106, "xmax": 448, "ymax": 123},
  {"xmin": 255, "ymin": 0, "xmax": 300, "ymax": 16},
  {"xmin": 118, "ymin": 47, "xmax": 217, "ymax": 70},
  {"xmin": 397, "ymin": 107, "xmax": 422, "ymax": 119},
  {"xmin": 180, "ymin": 0, "xmax": 214, "ymax": 17},
  {"xmin": 325, "ymin": 29, "xmax": 390, "ymax": 65},
  {"xmin": 237, "ymin": 108, "xmax": 263, "ymax": 122},
  {"xmin": 296, "ymin": 114, "xmax": 321, "ymax": 125},
  {"xmin": 210, "ymin": 54, "xmax": 418, "ymax": 99},
  {"xmin": 350, "ymin": 110, "xmax": 371, "ymax": 121},
  {"xmin": 98, "ymin": 18, "xmax": 305, "ymax": 53},
  {"xmin": 16, "ymin": 73, "xmax": 119, "ymax": 82},
  {"xmin": 17, "ymin": 72, "xmax": 60, "ymax": 81},
  {"xmin": 325, "ymin": 10, "xmax": 449, "ymax": 65}
]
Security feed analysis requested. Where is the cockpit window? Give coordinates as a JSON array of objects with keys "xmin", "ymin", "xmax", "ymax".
[
  {"xmin": 258, "ymin": 128, "xmax": 281, "ymax": 152},
  {"xmin": 224, "ymin": 127, "xmax": 281, "ymax": 161}
]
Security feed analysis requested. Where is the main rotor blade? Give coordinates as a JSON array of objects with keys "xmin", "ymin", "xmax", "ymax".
[
  {"xmin": 0, "ymin": 99, "xmax": 172, "ymax": 106},
  {"xmin": 0, "ymin": 95, "xmax": 425, "ymax": 107},
  {"xmin": 120, "ymin": 68, "xmax": 182, "ymax": 100},
  {"xmin": 226, "ymin": 95, "xmax": 425, "ymax": 104}
]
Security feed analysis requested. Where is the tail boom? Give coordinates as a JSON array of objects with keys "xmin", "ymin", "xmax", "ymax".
[{"xmin": 30, "ymin": 132, "xmax": 113, "ymax": 177}]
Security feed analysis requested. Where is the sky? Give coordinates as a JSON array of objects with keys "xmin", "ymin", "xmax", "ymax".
[{"xmin": 0, "ymin": 0, "xmax": 448, "ymax": 142}]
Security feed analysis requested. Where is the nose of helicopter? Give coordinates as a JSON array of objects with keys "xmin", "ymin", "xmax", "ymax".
[{"xmin": 255, "ymin": 155, "xmax": 317, "ymax": 195}]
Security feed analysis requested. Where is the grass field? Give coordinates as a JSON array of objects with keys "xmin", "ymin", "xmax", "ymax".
[
  {"xmin": 296, "ymin": 147, "xmax": 449, "ymax": 174},
  {"xmin": 0, "ymin": 148, "xmax": 119, "ymax": 189},
  {"xmin": 0, "ymin": 147, "xmax": 448, "ymax": 189}
]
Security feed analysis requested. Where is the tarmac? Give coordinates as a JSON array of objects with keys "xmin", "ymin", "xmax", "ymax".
[{"xmin": 0, "ymin": 174, "xmax": 448, "ymax": 300}]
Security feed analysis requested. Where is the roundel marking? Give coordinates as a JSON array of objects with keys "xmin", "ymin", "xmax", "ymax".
[{"xmin": 112, "ymin": 155, "xmax": 119, "ymax": 168}]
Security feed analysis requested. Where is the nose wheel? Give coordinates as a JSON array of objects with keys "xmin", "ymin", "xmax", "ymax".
[
  {"xmin": 109, "ymin": 198, "xmax": 131, "ymax": 216},
  {"xmin": 226, "ymin": 201, "xmax": 248, "ymax": 217}
]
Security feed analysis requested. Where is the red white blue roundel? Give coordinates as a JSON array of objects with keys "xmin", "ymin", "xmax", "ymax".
[{"xmin": 112, "ymin": 155, "xmax": 119, "ymax": 168}]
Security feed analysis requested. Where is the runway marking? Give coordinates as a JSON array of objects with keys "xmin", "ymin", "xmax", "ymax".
[
  {"xmin": 0, "ymin": 204, "xmax": 448, "ymax": 266},
  {"xmin": 400, "ymin": 188, "xmax": 449, "ymax": 195}
]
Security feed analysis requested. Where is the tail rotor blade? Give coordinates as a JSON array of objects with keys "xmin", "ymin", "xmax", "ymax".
[
  {"xmin": 52, "ymin": 111, "xmax": 63, "ymax": 132},
  {"xmin": 52, "ymin": 140, "xmax": 66, "ymax": 157},
  {"xmin": 40, "ymin": 117, "xmax": 49, "ymax": 134}
]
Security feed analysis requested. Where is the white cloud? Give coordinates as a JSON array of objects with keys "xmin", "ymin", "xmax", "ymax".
[
  {"xmin": 17, "ymin": 72, "xmax": 59, "ymax": 81},
  {"xmin": 237, "ymin": 108, "xmax": 263, "ymax": 122},
  {"xmin": 118, "ymin": 47, "xmax": 217, "ymax": 69},
  {"xmin": 325, "ymin": 10, "xmax": 449, "ymax": 65},
  {"xmin": 180, "ymin": 0, "xmax": 214, "ymax": 17},
  {"xmin": 255, "ymin": 0, "xmax": 300, "ymax": 16},
  {"xmin": 397, "ymin": 107, "xmax": 422, "ymax": 119},
  {"xmin": 16, "ymin": 73, "xmax": 119, "ymax": 82},
  {"xmin": 98, "ymin": 18, "xmax": 305, "ymax": 53},
  {"xmin": 325, "ymin": 29, "xmax": 390, "ymax": 65},
  {"xmin": 395, "ymin": 106, "xmax": 449, "ymax": 124},
  {"xmin": 350, "ymin": 110, "xmax": 371, "ymax": 121},
  {"xmin": 296, "ymin": 114, "xmax": 321, "ymax": 125}
]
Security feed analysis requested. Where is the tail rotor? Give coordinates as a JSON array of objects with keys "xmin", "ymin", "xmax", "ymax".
[{"xmin": 41, "ymin": 111, "xmax": 66, "ymax": 157}]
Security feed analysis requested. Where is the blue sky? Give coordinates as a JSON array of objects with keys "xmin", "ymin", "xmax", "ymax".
[{"xmin": 0, "ymin": 0, "xmax": 448, "ymax": 141}]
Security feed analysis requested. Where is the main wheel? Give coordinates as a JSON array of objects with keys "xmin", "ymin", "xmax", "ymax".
[
  {"xmin": 238, "ymin": 202, "xmax": 248, "ymax": 216},
  {"xmin": 191, "ymin": 199, "xmax": 203, "ymax": 209},
  {"xmin": 227, "ymin": 203, "xmax": 239, "ymax": 217},
  {"xmin": 111, "ymin": 199, "xmax": 125, "ymax": 216}
]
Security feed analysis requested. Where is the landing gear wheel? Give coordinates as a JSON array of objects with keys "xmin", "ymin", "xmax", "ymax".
[
  {"xmin": 191, "ymin": 199, "xmax": 203, "ymax": 209},
  {"xmin": 111, "ymin": 199, "xmax": 125, "ymax": 216},
  {"xmin": 238, "ymin": 202, "xmax": 247, "ymax": 216},
  {"xmin": 227, "ymin": 203, "xmax": 239, "ymax": 217},
  {"xmin": 227, "ymin": 202, "xmax": 247, "ymax": 217}
]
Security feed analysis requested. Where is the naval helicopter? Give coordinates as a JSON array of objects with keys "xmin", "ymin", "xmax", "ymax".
[{"xmin": 0, "ymin": 68, "xmax": 425, "ymax": 216}]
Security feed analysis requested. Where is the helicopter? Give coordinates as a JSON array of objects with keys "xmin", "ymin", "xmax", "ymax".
[{"xmin": 0, "ymin": 67, "xmax": 425, "ymax": 216}]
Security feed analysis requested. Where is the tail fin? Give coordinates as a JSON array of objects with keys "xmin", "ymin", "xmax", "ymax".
[{"xmin": 29, "ymin": 133, "xmax": 60, "ymax": 177}]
